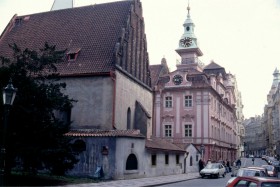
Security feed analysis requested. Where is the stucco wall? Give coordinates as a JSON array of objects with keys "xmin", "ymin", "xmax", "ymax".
[
  {"xmin": 115, "ymin": 71, "xmax": 153, "ymax": 136},
  {"xmin": 61, "ymin": 76, "xmax": 114, "ymax": 130},
  {"xmin": 185, "ymin": 144, "xmax": 200, "ymax": 173},
  {"xmin": 67, "ymin": 137, "xmax": 117, "ymax": 179},
  {"xmin": 114, "ymin": 138, "xmax": 146, "ymax": 179},
  {"xmin": 143, "ymin": 151, "xmax": 184, "ymax": 177}
]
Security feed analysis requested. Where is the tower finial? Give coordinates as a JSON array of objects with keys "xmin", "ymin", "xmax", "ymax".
[{"xmin": 187, "ymin": 0, "xmax": 190, "ymax": 18}]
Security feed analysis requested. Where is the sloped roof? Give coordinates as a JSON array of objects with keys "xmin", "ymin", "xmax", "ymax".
[
  {"xmin": 150, "ymin": 64, "xmax": 163, "ymax": 87},
  {"xmin": 145, "ymin": 137, "xmax": 185, "ymax": 153},
  {"xmin": 0, "ymin": 1, "xmax": 132, "ymax": 76},
  {"xmin": 203, "ymin": 61, "xmax": 224, "ymax": 70},
  {"xmin": 149, "ymin": 58, "xmax": 170, "ymax": 88},
  {"xmin": 65, "ymin": 129, "xmax": 145, "ymax": 138}
]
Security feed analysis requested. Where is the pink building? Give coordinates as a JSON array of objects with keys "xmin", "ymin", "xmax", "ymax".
[{"xmin": 150, "ymin": 4, "xmax": 238, "ymax": 163}]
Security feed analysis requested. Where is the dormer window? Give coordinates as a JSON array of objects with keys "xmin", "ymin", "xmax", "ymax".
[
  {"xmin": 15, "ymin": 18, "xmax": 22, "ymax": 26},
  {"xmin": 67, "ymin": 48, "xmax": 80, "ymax": 61}
]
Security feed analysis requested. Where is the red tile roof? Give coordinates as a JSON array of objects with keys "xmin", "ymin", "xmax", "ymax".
[
  {"xmin": 145, "ymin": 137, "xmax": 185, "ymax": 153},
  {"xmin": 0, "ymin": 1, "xmax": 132, "ymax": 76},
  {"xmin": 65, "ymin": 129, "xmax": 145, "ymax": 138}
]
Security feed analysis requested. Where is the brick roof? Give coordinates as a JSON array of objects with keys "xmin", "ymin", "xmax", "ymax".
[
  {"xmin": 65, "ymin": 129, "xmax": 145, "ymax": 138},
  {"xmin": 0, "ymin": 1, "xmax": 132, "ymax": 76},
  {"xmin": 145, "ymin": 137, "xmax": 185, "ymax": 153}
]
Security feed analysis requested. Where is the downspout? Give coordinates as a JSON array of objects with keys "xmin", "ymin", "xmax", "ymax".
[{"xmin": 110, "ymin": 71, "xmax": 116, "ymax": 129}]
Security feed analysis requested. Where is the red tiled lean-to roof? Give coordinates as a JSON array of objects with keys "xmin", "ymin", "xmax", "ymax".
[
  {"xmin": 65, "ymin": 129, "xmax": 145, "ymax": 138},
  {"xmin": 0, "ymin": 1, "xmax": 132, "ymax": 76},
  {"xmin": 146, "ymin": 137, "xmax": 186, "ymax": 153}
]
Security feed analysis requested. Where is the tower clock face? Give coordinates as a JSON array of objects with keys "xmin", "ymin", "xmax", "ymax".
[
  {"xmin": 180, "ymin": 37, "xmax": 192, "ymax": 47},
  {"xmin": 173, "ymin": 75, "xmax": 183, "ymax": 85}
]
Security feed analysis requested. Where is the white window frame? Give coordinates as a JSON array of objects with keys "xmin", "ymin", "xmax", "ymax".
[
  {"xmin": 184, "ymin": 124, "xmax": 192, "ymax": 137},
  {"xmin": 165, "ymin": 96, "xmax": 172, "ymax": 108},
  {"xmin": 164, "ymin": 124, "xmax": 172, "ymax": 137},
  {"xmin": 184, "ymin": 95, "xmax": 193, "ymax": 107}
]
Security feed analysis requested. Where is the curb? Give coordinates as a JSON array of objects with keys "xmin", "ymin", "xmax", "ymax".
[{"xmin": 142, "ymin": 175, "xmax": 201, "ymax": 187}]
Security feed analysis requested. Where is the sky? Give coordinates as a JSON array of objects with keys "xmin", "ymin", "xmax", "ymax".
[{"xmin": 1, "ymin": 0, "xmax": 280, "ymax": 119}]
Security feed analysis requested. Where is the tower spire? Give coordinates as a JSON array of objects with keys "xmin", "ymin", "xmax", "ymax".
[{"xmin": 187, "ymin": 1, "xmax": 190, "ymax": 18}]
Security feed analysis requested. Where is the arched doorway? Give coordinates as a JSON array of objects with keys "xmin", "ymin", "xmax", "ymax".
[{"xmin": 126, "ymin": 153, "xmax": 138, "ymax": 170}]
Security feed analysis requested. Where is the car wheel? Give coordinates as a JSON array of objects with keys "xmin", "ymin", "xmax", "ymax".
[
  {"xmin": 215, "ymin": 174, "xmax": 219, "ymax": 178},
  {"xmin": 222, "ymin": 173, "xmax": 225, "ymax": 177}
]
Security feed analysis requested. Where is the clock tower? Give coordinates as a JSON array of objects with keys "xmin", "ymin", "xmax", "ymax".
[{"xmin": 175, "ymin": 3, "xmax": 203, "ymax": 71}]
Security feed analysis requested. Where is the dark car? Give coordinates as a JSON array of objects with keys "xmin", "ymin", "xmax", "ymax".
[
  {"xmin": 261, "ymin": 165, "xmax": 278, "ymax": 177},
  {"xmin": 226, "ymin": 176, "xmax": 280, "ymax": 187}
]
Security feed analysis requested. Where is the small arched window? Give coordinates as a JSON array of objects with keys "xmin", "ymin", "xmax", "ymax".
[
  {"xmin": 127, "ymin": 107, "xmax": 131, "ymax": 129},
  {"xmin": 190, "ymin": 156, "xmax": 193, "ymax": 166},
  {"xmin": 126, "ymin": 154, "xmax": 138, "ymax": 170}
]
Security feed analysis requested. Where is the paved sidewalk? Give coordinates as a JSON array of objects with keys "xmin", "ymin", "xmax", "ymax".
[{"xmin": 63, "ymin": 172, "xmax": 200, "ymax": 187}]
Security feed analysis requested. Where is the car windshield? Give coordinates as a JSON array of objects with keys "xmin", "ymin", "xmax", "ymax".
[
  {"xmin": 237, "ymin": 169, "xmax": 258, "ymax": 176},
  {"xmin": 205, "ymin": 164, "xmax": 219, "ymax": 169},
  {"xmin": 261, "ymin": 182, "xmax": 280, "ymax": 187}
]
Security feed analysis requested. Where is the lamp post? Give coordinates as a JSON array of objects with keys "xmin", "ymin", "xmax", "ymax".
[{"xmin": 1, "ymin": 79, "xmax": 17, "ymax": 183}]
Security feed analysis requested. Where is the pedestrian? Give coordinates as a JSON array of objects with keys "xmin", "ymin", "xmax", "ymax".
[
  {"xmin": 252, "ymin": 157, "xmax": 255, "ymax": 165},
  {"xmin": 226, "ymin": 159, "xmax": 230, "ymax": 173},
  {"xmin": 236, "ymin": 158, "xmax": 241, "ymax": 168},
  {"xmin": 199, "ymin": 158, "xmax": 204, "ymax": 172}
]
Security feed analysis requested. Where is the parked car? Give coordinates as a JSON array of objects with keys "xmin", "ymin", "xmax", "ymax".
[
  {"xmin": 200, "ymin": 163, "xmax": 226, "ymax": 178},
  {"xmin": 226, "ymin": 176, "xmax": 280, "ymax": 187},
  {"xmin": 271, "ymin": 160, "xmax": 280, "ymax": 166},
  {"xmin": 261, "ymin": 165, "xmax": 278, "ymax": 177},
  {"xmin": 266, "ymin": 157, "xmax": 276, "ymax": 165},
  {"xmin": 232, "ymin": 167, "xmax": 268, "ymax": 177},
  {"xmin": 228, "ymin": 167, "xmax": 268, "ymax": 186},
  {"xmin": 247, "ymin": 167, "xmax": 269, "ymax": 177}
]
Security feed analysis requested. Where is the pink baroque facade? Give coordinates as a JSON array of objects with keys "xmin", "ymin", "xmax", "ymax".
[{"xmin": 150, "ymin": 4, "xmax": 238, "ymax": 164}]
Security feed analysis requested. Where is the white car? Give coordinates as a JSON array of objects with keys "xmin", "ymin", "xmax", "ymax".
[{"xmin": 200, "ymin": 163, "xmax": 226, "ymax": 178}]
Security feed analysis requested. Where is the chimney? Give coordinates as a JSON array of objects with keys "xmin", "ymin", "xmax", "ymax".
[{"xmin": 51, "ymin": 0, "xmax": 74, "ymax": 11}]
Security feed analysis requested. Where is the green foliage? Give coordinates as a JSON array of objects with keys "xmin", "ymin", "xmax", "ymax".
[{"xmin": 0, "ymin": 43, "xmax": 80, "ymax": 175}]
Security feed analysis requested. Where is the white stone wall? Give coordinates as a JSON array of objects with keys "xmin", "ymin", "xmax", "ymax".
[
  {"xmin": 61, "ymin": 76, "xmax": 114, "ymax": 129},
  {"xmin": 185, "ymin": 144, "xmax": 200, "ymax": 173},
  {"xmin": 115, "ymin": 71, "xmax": 153, "ymax": 137}
]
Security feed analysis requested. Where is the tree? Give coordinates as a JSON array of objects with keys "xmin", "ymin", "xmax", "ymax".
[{"xmin": 0, "ymin": 43, "xmax": 81, "ymax": 175}]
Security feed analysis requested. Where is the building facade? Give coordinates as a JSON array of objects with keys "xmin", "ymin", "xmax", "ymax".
[
  {"xmin": 263, "ymin": 68, "xmax": 280, "ymax": 156},
  {"xmin": 243, "ymin": 116, "xmax": 266, "ymax": 156},
  {"xmin": 0, "ymin": 0, "xmax": 187, "ymax": 179},
  {"xmin": 150, "ymin": 4, "xmax": 240, "ymax": 164}
]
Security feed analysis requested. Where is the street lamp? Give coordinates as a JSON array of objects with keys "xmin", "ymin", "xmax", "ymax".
[{"xmin": 1, "ymin": 79, "xmax": 17, "ymax": 178}]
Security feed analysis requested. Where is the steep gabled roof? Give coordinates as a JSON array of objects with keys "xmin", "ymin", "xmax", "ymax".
[
  {"xmin": 0, "ymin": 1, "xmax": 132, "ymax": 76},
  {"xmin": 149, "ymin": 57, "xmax": 170, "ymax": 88}
]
